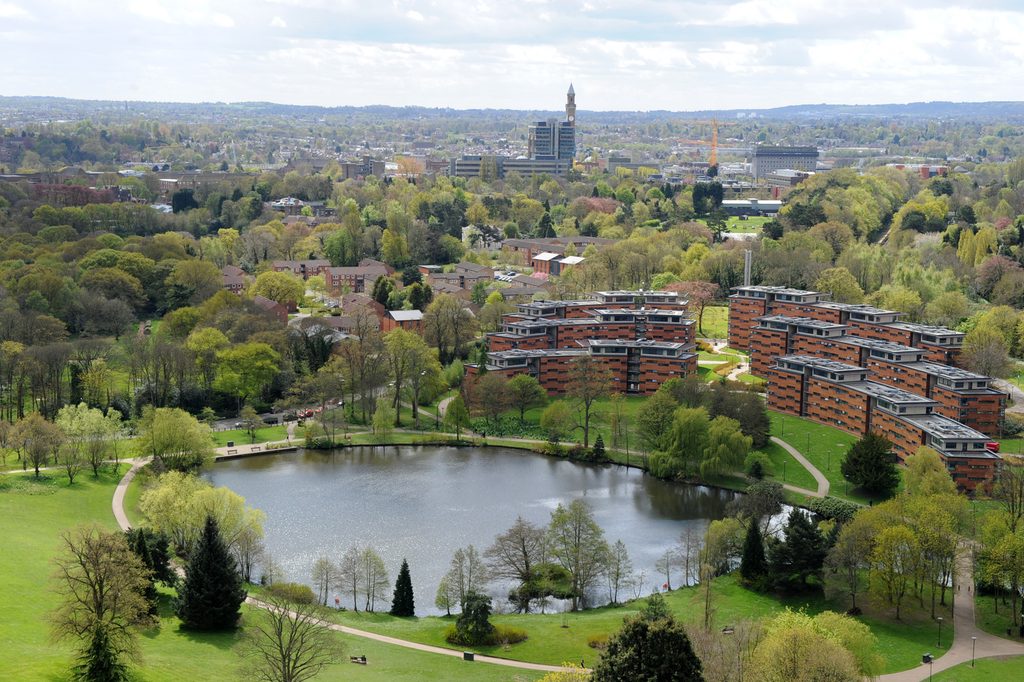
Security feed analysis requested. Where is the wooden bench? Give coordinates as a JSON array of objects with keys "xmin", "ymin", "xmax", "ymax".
[{"xmin": 349, "ymin": 655, "xmax": 367, "ymax": 665}]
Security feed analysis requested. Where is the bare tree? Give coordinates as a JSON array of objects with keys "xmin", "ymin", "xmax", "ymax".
[
  {"xmin": 547, "ymin": 500, "xmax": 610, "ymax": 611},
  {"xmin": 311, "ymin": 557, "xmax": 339, "ymax": 606},
  {"xmin": 655, "ymin": 549, "xmax": 678, "ymax": 591},
  {"xmin": 604, "ymin": 539, "xmax": 634, "ymax": 605},
  {"xmin": 233, "ymin": 526, "xmax": 265, "ymax": 584},
  {"xmin": 676, "ymin": 527, "xmax": 703, "ymax": 587},
  {"xmin": 335, "ymin": 547, "xmax": 362, "ymax": 612},
  {"xmin": 484, "ymin": 517, "xmax": 547, "ymax": 612},
  {"xmin": 51, "ymin": 525, "xmax": 153, "ymax": 677},
  {"xmin": 243, "ymin": 595, "xmax": 344, "ymax": 682},
  {"xmin": 444, "ymin": 545, "xmax": 490, "ymax": 607},
  {"xmin": 567, "ymin": 355, "xmax": 612, "ymax": 448},
  {"xmin": 359, "ymin": 548, "xmax": 389, "ymax": 612}
]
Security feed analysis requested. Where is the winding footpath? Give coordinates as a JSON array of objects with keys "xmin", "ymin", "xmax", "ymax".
[
  {"xmin": 111, "ymin": 458, "xmax": 569, "ymax": 674},
  {"xmin": 771, "ymin": 436, "xmax": 829, "ymax": 498},
  {"xmin": 879, "ymin": 551, "xmax": 1024, "ymax": 681}
]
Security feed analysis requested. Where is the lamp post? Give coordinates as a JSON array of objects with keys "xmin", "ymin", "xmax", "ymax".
[
  {"xmin": 937, "ymin": 616, "xmax": 943, "ymax": 647},
  {"xmin": 783, "ymin": 460, "xmax": 787, "ymax": 482},
  {"xmin": 922, "ymin": 653, "xmax": 933, "ymax": 681},
  {"xmin": 971, "ymin": 636, "xmax": 977, "ymax": 667}
]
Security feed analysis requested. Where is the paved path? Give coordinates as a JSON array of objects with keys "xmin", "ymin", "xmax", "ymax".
[
  {"xmin": 771, "ymin": 436, "xmax": 829, "ymax": 498},
  {"xmin": 437, "ymin": 394, "xmax": 455, "ymax": 418},
  {"xmin": 993, "ymin": 378, "xmax": 1024, "ymax": 415},
  {"xmin": 110, "ymin": 457, "xmax": 575, "ymax": 674},
  {"xmin": 111, "ymin": 458, "xmax": 147, "ymax": 531},
  {"xmin": 879, "ymin": 551, "xmax": 1024, "ymax": 681},
  {"xmin": 245, "ymin": 597, "xmax": 570, "ymax": 673}
]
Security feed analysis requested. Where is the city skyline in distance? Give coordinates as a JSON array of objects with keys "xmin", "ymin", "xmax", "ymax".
[{"xmin": 1, "ymin": 1, "xmax": 1023, "ymax": 111}]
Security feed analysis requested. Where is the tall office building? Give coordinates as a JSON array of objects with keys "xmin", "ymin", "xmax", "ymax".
[{"xmin": 527, "ymin": 84, "xmax": 576, "ymax": 162}]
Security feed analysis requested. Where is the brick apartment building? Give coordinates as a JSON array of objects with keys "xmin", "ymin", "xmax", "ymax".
[
  {"xmin": 469, "ymin": 289, "xmax": 697, "ymax": 395},
  {"xmin": 730, "ymin": 285, "xmax": 1006, "ymax": 492},
  {"xmin": 765, "ymin": 355, "xmax": 999, "ymax": 492}
]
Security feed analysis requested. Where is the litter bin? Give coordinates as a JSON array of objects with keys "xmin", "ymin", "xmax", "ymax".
[
  {"xmin": 463, "ymin": 652, "xmax": 475, "ymax": 662},
  {"xmin": 226, "ymin": 441, "xmax": 234, "ymax": 448}
]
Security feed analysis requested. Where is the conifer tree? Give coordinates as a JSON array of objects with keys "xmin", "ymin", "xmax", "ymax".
[
  {"xmin": 841, "ymin": 432, "xmax": 899, "ymax": 497},
  {"xmin": 390, "ymin": 559, "xmax": 415, "ymax": 617},
  {"xmin": 768, "ymin": 509, "xmax": 827, "ymax": 589},
  {"xmin": 739, "ymin": 519, "xmax": 767, "ymax": 587},
  {"xmin": 74, "ymin": 624, "xmax": 129, "ymax": 682},
  {"xmin": 592, "ymin": 434, "xmax": 606, "ymax": 460},
  {"xmin": 175, "ymin": 516, "xmax": 246, "ymax": 630},
  {"xmin": 130, "ymin": 531, "xmax": 159, "ymax": 615}
]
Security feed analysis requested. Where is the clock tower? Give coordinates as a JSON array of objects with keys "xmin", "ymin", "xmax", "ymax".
[{"xmin": 566, "ymin": 83, "xmax": 576, "ymax": 126}]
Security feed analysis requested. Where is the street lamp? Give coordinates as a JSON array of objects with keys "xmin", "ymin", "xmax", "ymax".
[
  {"xmin": 937, "ymin": 616, "xmax": 943, "ymax": 647},
  {"xmin": 922, "ymin": 653, "xmax": 933, "ymax": 681},
  {"xmin": 971, "ymin": 636, "xmax": 977, "ymax": 667}
]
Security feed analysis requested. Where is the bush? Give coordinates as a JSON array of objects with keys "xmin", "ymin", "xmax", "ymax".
[
  {"xmin": 806, "ymin": 497, "xmax": 860, "ymax": 523},
  {"xmin": 444, "ymin": 624, "xmax": 528, "ymax": 647},
  {"xmin": 713, "ymin": 361, "xmax": 740, "ymax": 377},
  {"xmin": 744, "ymin": 452, "xmax": 770, "ymax": 479},
  {"xmin": 588, "ymin": 634, "xmax": 610, "ymax": 650},
  {"xmin": 267, "ymin": 582, "xmax": 316, "ymax": 605},
  {"xmin": 539, "ymin": 441, "xmax": 566, "ymax": 457}
]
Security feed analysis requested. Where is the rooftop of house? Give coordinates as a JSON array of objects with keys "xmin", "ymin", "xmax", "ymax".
[
  {"xmin": 775, "ymin": 354, "xmax": 865, "ymax": 373},
  {"xmin": 845, "ymin": 381, "xmax": 937, "ymax": 404},
  {"xmin": 389, "ymin": 310, "xmax": 424, "ymax": 322},
  {"xmin": 901, "ymin": 413, "xmax": 993, "ymax": 445}
]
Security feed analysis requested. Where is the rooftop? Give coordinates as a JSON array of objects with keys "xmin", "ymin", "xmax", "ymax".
[
  {"xmin": 886, "ymin": 322, "xmax": 964, "ymax": 337},
  {"xmin": 731, "ymin": 285, "xmax": 822, "ymax": 297},
  {"xmin": 532, "ymin": 252, "xmax": 560, "ymax": 261},
  {"xmin": 845, "ymin": 381, "xmax": 936, "ymax": 404},
  {"xmin": 909, "ymin": 362, "xmax": 992, "ymax": 382},
  {"xmin": 389, "ymin": 310, "xmax": 424, "ymax": 321},
  {"xmin": 835, "ymin": 336, "xmax": 923, "ymax": 354},
  {"xmin": 776, "ymin": 355, "xmax": 865, "ymax": 373},
  {"xmin": 901, "ymin": 413, "xmax": 992, "ymax": 443},
  {"xmin": 585, "ymin": 339, "xmax": 691, "ymax": 350},
  {"xmin": 758, "ymin": 314, "xmax": 846, "ymax": 329}
]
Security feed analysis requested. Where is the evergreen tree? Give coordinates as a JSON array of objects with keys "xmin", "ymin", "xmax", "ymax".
[
  {"xmin": 175, "ymin": 516, "xmax": 246, "ymax": 631},
  {"xmin": 768, "ymin": 509, "xmax": 827, "ymax": 590},
  {"xmin": 129, "ymin": 531, "xmax": 159, "ymax": 615},
  {"xmin": 841, "ymin": 432, "xmax": 900, "ymax": 497},
  {"xmin": 592, "ymin": 434, "xmax": 606, "ymax": 460},
  {"xmin": 454, "ymin": 592, "xmax": 495, "ymax": 645},
  {"xmin": 739, "ymin": 520, "xmax": 767, "ymax": 587},
  {"xmin": 73, "ymin": 624, "xmax": 129, "ymax": 682},
  {"xmin": 592, "ymin": 608, "xmax": 702, "ymax": 682},
  {"xmin": 390, "ymin": 559, "xmax": 415, "ymax": 617}
]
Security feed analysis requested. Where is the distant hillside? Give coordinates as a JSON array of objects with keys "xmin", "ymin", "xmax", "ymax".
[{"xmin": 2, "ymin": 95, "xmax": 1023, "ymax": 124}]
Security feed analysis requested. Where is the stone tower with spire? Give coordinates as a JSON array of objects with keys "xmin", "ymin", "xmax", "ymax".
[{"xmin": 566, "ymin": 83, "xmax": 576, "ymax": 126}]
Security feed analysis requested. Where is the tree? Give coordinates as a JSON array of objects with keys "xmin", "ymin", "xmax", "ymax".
[
  {"xmin": 540, "ymin": 400, "xmax": 575, "ymax": 443},
  {"xmin": 870, "ymin": 525, "xmax": 918, "ymax": 620},
  {"xmin": 485, "ymin": 517, "xmax": 547, "ymax": 612},
  {"xmin": 739, "ymin": 520, "xmax": 767, "ymax": 586},
  {"xmin": 748, "ymin": 609, "xmax": 880, "ymax": 682},
  {"xmin": 468, "ymin": 372, "xmax": 511, "ymax": 427},
  {"xmin": 547, "ymin": 500, "xmax": 610, "ymax": 610},
  {"xmin": 824, "ymin": 515, "xmax": 874, "ymax": 612},
  {"xmin": 359, "ymin": 547, "xmax": 390, "ymax": 612},
  {"xmin": 310, "ymin": 557, "xmax": 338, "ymax": 606},
  {"xmin": 903, "ymin": 446, "xmax": 957, "ymax": 497},
  {"xmin": 671, "ymin": 281, "xmax": 719, "ymax": 336},
  {"xmin": 768, "ymin": 508, "xmax": 827, "ymax": 589},
  {"xmin": 567, "ymin": 356, "xmax": 612, "ymax": 448},
  {"xmin": 240, "ymin": 405, "xmax": 262, "ymax": 444},
  {"xmin": 453, "ymin": 592, "xmax": 495, "ymax": 645},
  {"xmin": 56, "ymin": 403, "xmax": 121, "ymax": 478},
  {"xmin": 382, "ymin": 327, "xmax": 429, "ymax": 427},
  {"xmin": 592, "ymin": 606, "xmax": 703, "ymax": 682},
  {"xmin": 841, "ymin": 433, "xmax": 899, "ymax": 497},
  {"xmin": 435, "ymin": 575, "xmax": 458, "ymax": 616},
  {"xmin": 992, "ymin": 462, "xmax": 1024, "ymax": 532},
  {"xmin": 13, "ymin": 412, "xmax": 64, "ymax": 477},
  {"xmin": 423, "ymin": 294, "xmax": 476, "ymax": 365},
  {"xmin": 371, "ymin": 401, "xmax": 394, "ymax": 439},
  {"xmin": 508, "ymin": 374, "xmax": 547, "ymax": 422},
  {"xmin": 336, "ymin": 547, "xmax": 362, "ymax": 611},
  {"xmin": 605, "ymin": 540, "xmax": 634, "ymax": 605},
  {"xmin": 135, "ymin": 407, "xmax": 214, "ymax": 472},
  {"xmin": 215, "ymin": 343, "xmax": 281, "ymax": 415},
  {"xmin": 175, "ymin": 516, "xmax": 247, "ymax": 630},
  {"xmin": 638, "ymin": 389, "xmax": 679, "ymax": 451},
  {"xmin": 962, "ymin": 325, "xmax": 1012, "ymax": 378},
  {"xmin": 243, "ymin": 595, "xmax": 344, "ymax": 682},
  {"xmin": 388, "ymin": 559, "xmax": 415, "ymax": 617},
  {"xmin": 814, "ymin": 267, "xmax": 865, "ymax": 303},
  {"xmin": 251, "ymin": 270, "xmax": 305, "ymax": 308},
  {"xmin": 52, "ymin": 525, "xmax": 152, "ymax": 682},
  {"xmin": 444, "ymin": 394, "xmax": 471, "ymax": 440},
  {"xmin": 698, "ymin": 416, "xmax": 751, "ymax": 478}
]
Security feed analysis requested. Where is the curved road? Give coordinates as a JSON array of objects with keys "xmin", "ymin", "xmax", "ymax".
[{"xmin": 111, "ymin": 459, "xmax": 570, "ymax": 674}]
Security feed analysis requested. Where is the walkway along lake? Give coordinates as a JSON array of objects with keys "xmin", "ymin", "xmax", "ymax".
[{"xmin": 207, "ymin": 445, "xmax": 739, "ymax": 614}]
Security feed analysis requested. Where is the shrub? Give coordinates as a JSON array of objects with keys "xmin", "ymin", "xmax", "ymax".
[
  {"xmin": 588, "ymin": 634, "xmax": 610, "ymax": 650},
  {"xmin": 806, "ymin": 497, "xmax": 860, "ymax": 523},
  {"xmin": 444, "ymin": 624, "xmax": 528, "ymax": 647},
  {"xmin": 713, "ymin": 361, "xmax": 740, "ymax": 377},
  {"xmin": 267, "ymin": 582, "xmax": 316, "ymax": 605},
  {"xmin": 744, "ymin": 452, "xmax": 770, "ymax": 479}
]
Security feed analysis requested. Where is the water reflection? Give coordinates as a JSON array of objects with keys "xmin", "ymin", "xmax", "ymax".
[{"xmin": 207, "ymin": 446, "xmax": 740, "ymax": 614}]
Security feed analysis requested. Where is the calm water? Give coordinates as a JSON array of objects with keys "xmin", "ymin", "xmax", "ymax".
[{"xmin": 207, "ymin": 445, "xmax": 738, "ymax": 614}]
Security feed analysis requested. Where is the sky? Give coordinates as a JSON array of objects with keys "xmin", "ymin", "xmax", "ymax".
[{"xmin": 1, "ymin": 0, "xmax": 1024, "ymax": 111}]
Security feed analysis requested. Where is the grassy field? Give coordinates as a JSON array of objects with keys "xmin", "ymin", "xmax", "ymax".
[
  {"xmin": 699, "ymin": 305, "xmax": 728, "ymax": 339},
  {"xmin": 768, "ymin": 411, "xmax": 891, "ymax": 505},
  {"xmin": 302, "ymin": 573, "xmax": 948, "ymax": 674},
  {"xmin": 696, "ymin": 215, "xmax": 771, "ymax": 234},
  {"xmin": 212, "ymin": 425, "xmax": 289, "ymax": 446},
  {"xmin": 1, "ymin": 467, "xmax": 540, "ymax": 681},
  {"xmin": 934, "ymin": 656, "xmax": 1024, "ymax": 681},
  {"xmin": 974, "ymin": 591, "xmax": 1024, "ymax": 641}
]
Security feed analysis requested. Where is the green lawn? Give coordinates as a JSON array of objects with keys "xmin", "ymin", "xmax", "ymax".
[
  {"xmin": 974, "ymin": 590, "xmax": 1024, "ymax": 641},
  {"xmin": 757, "ymin": 440, "xmax": 818, "ymax": 492},
  {"xmin": 698, "ymin": 305, "xmax": 728, "ymax": 339},
  {"xmin": 768, "ymin": 411, "xmax": 889, "ymax": 505},
  {"xmin": 212, "ymin": 425, "xmax": 289, "ymax": 447},
  {"xmin": 303, "ymin": 573, "xmax": 947, "ymax": 674},
  {"xmin": 934, "ymin": 656, "xmax": 1024, "ymax": 681},
  {"xmin": 696, "ymin": 215, "xmax": 771, "ymax": 234}
]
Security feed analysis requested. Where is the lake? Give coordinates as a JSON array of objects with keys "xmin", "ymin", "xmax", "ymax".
[{"xmin": 207, "ymin": 445, "xmax": 739, "ymax": 614}]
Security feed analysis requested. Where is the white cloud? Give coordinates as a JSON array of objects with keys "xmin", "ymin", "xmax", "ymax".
[
  {"xmin": 0, "ymin": 1, "xmax": 30, "ymax": 19},
  {"xmin": 270, "ymin": 15, "xmax": 287, "ymax": 27}
]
